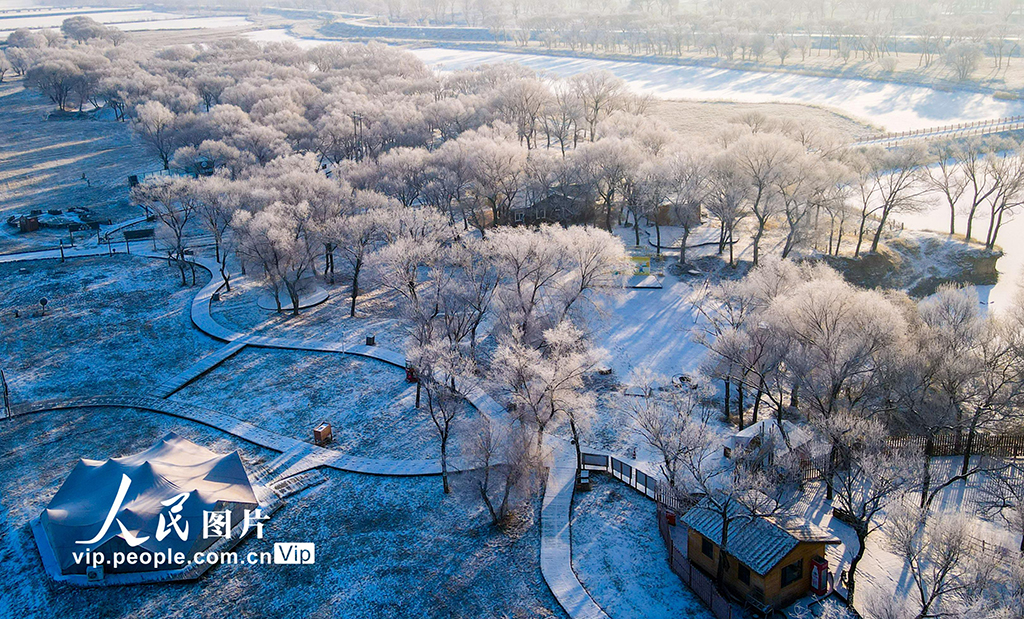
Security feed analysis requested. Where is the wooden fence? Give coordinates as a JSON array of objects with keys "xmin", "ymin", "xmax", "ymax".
[
  {"xmin": 886, "ymin": 432, "xmax": 1024, "ymax": 458},
  {"xmin": 856, "ymin": 115, "xmax": 1024, "ymax": 148}
]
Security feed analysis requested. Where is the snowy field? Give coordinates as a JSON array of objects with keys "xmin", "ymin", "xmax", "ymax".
[
  {"xmin": 210, "ymin": 272, "xmax": 407, "ymax": 350},
  {"xmin": 571, "ymin": 474, "xmax": 710, "ymax": 619},
  {"xmin": 0, "ymin": 6, "xmax": 251, "ymax": 38},
  {"xmin": 0, "ymin": 256, "xmax": 218, "ymax": 403},
  {"xmin": 409, "ymin": 48, "xmax": 1024, "ymax": 133},
  {"xmin": 0, "ymin": 77, "xmax": 161, "ymax": 253},
  {"xmin": 175, "ymin": 348, "xmax": 477, "ymax": 461},
  {"xmin": 0, "ymin": 406, "xmax": 561, "ymax": 619},
  {"xmin": 241, "ymin": 29, "xmax": 1024, "ymax": 133}
]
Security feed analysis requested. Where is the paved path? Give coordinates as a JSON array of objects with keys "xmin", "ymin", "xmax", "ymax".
[
  {"xmin": 151, "ymin": 338, "xmax": 250, "ymax": 398},
  {"xmin": 542, "ymin": 437, "xmax": 611, "ymax": 619},
  {"xmin": 10, "ymin": 395, "xmax": 458, "ymax": 477},
  {"xmin": 1, "ymin": 245, "xmax": 609, "ymax": 619}
]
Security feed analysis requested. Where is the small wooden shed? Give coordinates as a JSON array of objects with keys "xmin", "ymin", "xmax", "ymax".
[{"xmin": 682, "ymin": 499, "xmax": 840, "ymax": 609}]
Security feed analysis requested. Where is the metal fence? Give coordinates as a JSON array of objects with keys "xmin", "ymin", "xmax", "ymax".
[
  {"xmin": 585, "ymin": 451, "xmax": 733, "ymax": 619},
  {"xmin": 657, "ymin": 507, "xmax": 733, "ymax": 619},
  {"xmin": 581, "ymin": 453, "xmax": 660, "ymax": 501}
]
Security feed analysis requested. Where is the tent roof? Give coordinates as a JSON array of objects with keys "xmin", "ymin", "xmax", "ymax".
[{"xmin": 41, "ymin": 433, "xmax": 257, "ymax": 573}]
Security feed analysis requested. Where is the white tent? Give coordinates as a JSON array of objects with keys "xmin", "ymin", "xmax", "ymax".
[{"xmin": 39, "ymin": 432, "xmax": 258, "ymax": 575}]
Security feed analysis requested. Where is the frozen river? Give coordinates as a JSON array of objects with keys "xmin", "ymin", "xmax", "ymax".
[
  {"xmin": 242, "ymin": 29, "xmax": 1024, "ymax": 133},
  {"xmin": 409, "ymin": 48, "xmax": 1024, "ymax": 133}
]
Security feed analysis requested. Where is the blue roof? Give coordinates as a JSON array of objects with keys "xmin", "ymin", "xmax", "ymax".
[{"xmin": 682, "ymin": 499, "xmax": 811, "ymax": 576}]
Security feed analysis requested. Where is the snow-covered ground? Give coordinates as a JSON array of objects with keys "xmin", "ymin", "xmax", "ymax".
[
  {"xmin": 210, "ymin": 270, "xmax": 407, "ymax": 350},
  {"xmin": 571, "ymin": 474, "xmax": 710, "ymax": 619},
  {"xmin": 174, "ymin": 348, "xmax": 478, "ymax": 461},
  {"xmin": 0, "ymin": 405, "xmax": 561, "ymax": 619},
  {"xmin": 242, "ymin": 30, "xmax": 1024, "ymax": 133},
  {"xmin": 895, "ymin": 192, "xmax": 1023, "ymax": 311},
  {"xmin": 409, "ymin": 48, "xmax": 1024, "ymax": 133},
  {"xmin": 0, "ymin": 6, "xmax": 251, "ymax": 39},
  {"xmin": 246, "ymin": 27, "xmax": 324, "ymax": 49},
  {"xmin": 0, "ymin": 256, "xmax": 219, "ymax": 403},
  {"xmin": 592, "ymin": 277, "xmax": 705, "ymax": 381}
]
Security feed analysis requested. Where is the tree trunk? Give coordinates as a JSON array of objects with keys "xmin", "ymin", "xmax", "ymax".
[
  {"xmin": 723, "ymin": 379, "xmax": 731, "ymax": 421},
  {"xmin": 715, "ymin": 514, "xmax": 730, "ymax": 593},
  {"xmin": 752, "ymin": 221, "xmax": 765, "ymax": 266},
  {"xmin": 350, "ymin": 258, "xmax": 361, "ymax": 317},
  {"xmin": 441, "ymin": 435, "xmax": 451, "ymax": 494},
  {"xmin": 855, "ymin": 208, "xmax": 869, "ymax": 257},
  {"xmin": 736, "ymin": 382, "xmax": 745, "ymax": 430},
  {"xmin": 965, "ymin": 203, "xmax": 979, "ymax": 241},
  {"xmin": 679, "ymin": 226, "xmax": 690, "ymax": 265},
  {"xmin": 752, "ymin": 383, "xmax": 763, "ymax": 424},
  {"xmin": 960, "ymin": 419, "xmax": 978, "ymax": 477},
  {"xmin": 846, "ymin": 529, "xmax": 868, "ymax": 608},
  {"xmin": 569, "ymin": 417, "xmax": 582, "ymax": 471},
  {"xmin": 870, "ymin": 208, "xmax": 889, "ymax": 253},
  {"xmin": 920, "ymin": 435, "xmax": 933, "ymax": 509}
]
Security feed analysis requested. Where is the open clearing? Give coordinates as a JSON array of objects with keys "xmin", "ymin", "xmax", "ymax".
[
  {"xmin": 175, "ymin": 348, "xmax": 478, "ymax": 461},
  {"xmin": 571, "ymin": 473, "xmax": 708, "ymax": 619},
  {"xmin": 648, "ymin": 99, "xmax": 874, "ymax": 139},
  {"xmin": 0, "ymin": 255, "xmax": 218, "ymax": 403},
  {"xmin": 0, "ymin": 406, "xmax": 561, "ymax": 619},
  {"xmin": 0, "ymin": 78, "xmax": 160, "ymax": 253},
  {"xmin": 210, "ymin": 273, "xmax": 408, "ymax": 351}
]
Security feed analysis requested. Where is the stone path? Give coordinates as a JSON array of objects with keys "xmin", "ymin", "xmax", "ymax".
[{"xmin": 1, "ymin": 245, "xmax": 610, "ymax": 619}]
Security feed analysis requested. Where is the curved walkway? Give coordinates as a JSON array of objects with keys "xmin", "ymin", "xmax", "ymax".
[
  {"xmin": 10, "ymin": 395, "xmax": 460, "ymax": 477},
  {"xmin": 0, "ymin": 246, "xmax": 607, "ymax": 619}
]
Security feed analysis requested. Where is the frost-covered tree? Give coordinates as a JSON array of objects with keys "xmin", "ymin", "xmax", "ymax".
[
  {"xmin": 408, "ymin": 336, "xmax": 473, "ymax": 495},
  {"xmin": 827, "ymin": 413, "xmax": 921, "ymax": 609},
  {"xmin": 627, "ymin": 368, "xmax": 713, "ymax": 488},
  {"xmin": 493, "ymin": 321, "xmax": 605, "ymax": 466},
  {"xmin": 571, "ymin": 71, "xmax": 628, "ymax": 141},
  {"xmin": 131, "ymin": 176, "xmax": 198, "ymax": 286},
  {"xmin": 884, "ymin": 505, "xmax": 997, "ymax": 619},
  {"xmin": 133, "ymin": 101, "xmax": 178, "ymax": 170},
  {"xmin": 470, "ymin": 416, "xmax": 542, "ymax": 527},
  {"xmin": 677, "ymin": 406, "xmax": 801, "ymax": 592},
  {"xmin": 730, "ymin": 133, "xmax": 803, "ymax": 266},
  {"xmin": 232, "ymin": 201, "xmax": 317, "ymax": 314},
  {"xmin": 0, "ymin": 51, "xmax": 11, "ymax": 83}
]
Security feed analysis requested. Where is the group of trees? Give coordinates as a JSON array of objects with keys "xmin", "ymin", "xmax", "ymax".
[
  {"xmin": 131, "ymin": 149, "xmax": 631, "ymax": 524},
  {"xmin": 11, "ymin": 20, "xmax": 1024, "ymax": 264},
  {"xmin": 630, "ymin": 257, "xmax": 1024, "ymax": 614},
  {"xmin": 338, "ymin": 0, "xmax": 1024, "ymax": 81},
  {"xmin": 690, "ymin": 258, "xmax": 1024, "ymax": 610}
]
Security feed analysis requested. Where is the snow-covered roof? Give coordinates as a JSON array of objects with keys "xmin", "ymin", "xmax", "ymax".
[
  {"xmin": 40, "ymin": 433, "xmax": 258, "ymax": 575},
  {"xmin": 682, "ymin": 498, "xmax": 839, "ymax": 576},
  {"xmin": 729, "ymin": 419, "xmax": 813, "ymax": 454}
]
